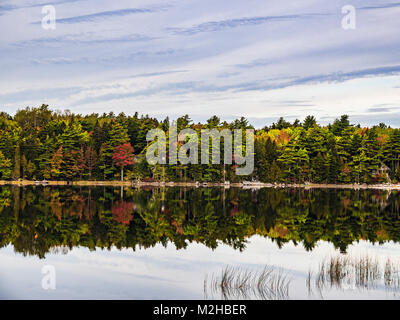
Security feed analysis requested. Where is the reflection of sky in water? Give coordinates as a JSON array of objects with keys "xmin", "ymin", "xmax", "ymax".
[{"xmin": 1, "ymin": 236, "xmax": 400, "ymax": 299}]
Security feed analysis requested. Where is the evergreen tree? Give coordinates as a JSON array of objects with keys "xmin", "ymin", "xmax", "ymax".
[
  {"xmin": 331, "ymin": 115, "xmax": 350, "ymax": 136},
  {"xmin": 383, "ymin": 129, "xmax": 400, "ymax": 180},
  {"xmin": 303, "ymin": 115, "xmax": 317, "ymax": 130}
]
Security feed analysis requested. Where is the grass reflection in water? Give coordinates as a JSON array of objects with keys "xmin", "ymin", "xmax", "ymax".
[{"xmin": 204, "ymin": 265, "xmax": 291, "ymax": 300}]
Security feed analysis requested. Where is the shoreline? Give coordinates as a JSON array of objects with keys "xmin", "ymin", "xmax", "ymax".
[{"xmin": 1, "ymin": 180, "xmax": 400, "ymax": 190}]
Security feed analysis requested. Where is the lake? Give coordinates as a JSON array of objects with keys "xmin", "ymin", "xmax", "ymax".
[{"xmin": 1, "ymin": 186, "xmax": 400, "ymax": 300}]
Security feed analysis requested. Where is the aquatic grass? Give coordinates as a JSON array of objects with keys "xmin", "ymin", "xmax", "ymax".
[
  {"xmin": 384, "ymin": 258, "xmax": 400, "ymax": 290},
  {"xmin": 256, "ymin": 266, "xmax": 290, "ymax": 300},
  {"xmin": 306, "ymin": 270, "xmax": 313, "ymax": 296},
  {"xmin": 353, "ymin": 254, "xmax": 380, "ymax": 288},
  {"xmin": 327, "ymin": 255, "xmax": 351, "ymax": 286},
  {"xmin": 384, "ymin": 259, "xmax": 394, "ymax": 286},
  {"xmin": 310, "ymin": 254, "xmax": 400, "ymax": 293},
  {"xmin": 316, "ymin": 261, "xmax": 326, "ymax": 290},
  {"xmin": 205, "ymin": 265, "xmax": 291, "ymax": 300}
]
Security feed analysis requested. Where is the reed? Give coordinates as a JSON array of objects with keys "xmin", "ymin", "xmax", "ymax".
[
  {"xmin": 353, "ymin": 254, "xmax": 380, "ymax": 288},
  {"xmin": 311, "ymin": 254, "xmax": 400, "ymax": 292},
  {"xmin": 384, "ymin": 258, "xmax": 400, "ymax": 290},
  {"xmin": 205, "ymin": 265, "xmax": 291, "ymax": 300}
]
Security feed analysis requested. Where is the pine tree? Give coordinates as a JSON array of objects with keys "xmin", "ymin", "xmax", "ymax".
[
  {"xmin": 383, "ymin": 129, "xmax": 400, "ymax": 179},
  {"xmin": 303, "ymin": 115, "xmax": 317, "ymax": 130},
  {"xmin": 312, "ymin": 152, "xmax": 328, "ymax": 183},
  {"xmin": 327, "ymin": 150, "xmax": 340, "ymax": 183},
  {"xmin": 331, "ymin": 115, "xmax": 350, "ymax": 136}
]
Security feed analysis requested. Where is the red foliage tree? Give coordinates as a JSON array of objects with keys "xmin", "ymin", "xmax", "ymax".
[{"xmin": 112, "ymin": 143, "xmax": 135, "ymax": 181}]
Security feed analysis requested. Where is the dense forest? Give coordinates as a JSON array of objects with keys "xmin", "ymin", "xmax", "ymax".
[{"xmin": 1, "ymin": 104, "xmax": 400, "ymax": 184}]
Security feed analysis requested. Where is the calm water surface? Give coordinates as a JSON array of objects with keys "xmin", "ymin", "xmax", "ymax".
[{"xmin": 1, "ymin": 186, "xmax": 400, "ymax": 300}]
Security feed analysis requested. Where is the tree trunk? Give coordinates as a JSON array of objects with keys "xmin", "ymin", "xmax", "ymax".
[{"xmin": 121, "ymin": 167, "xmax": 124, "ymax": 181}]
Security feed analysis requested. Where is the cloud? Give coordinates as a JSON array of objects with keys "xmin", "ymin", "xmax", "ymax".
[
  {"xmin": 14, "ymin": 33, "xmax": 156, "ymax": 47},
  {"xmin": 167, "ymin": 13, "xmax": 329, "ymax": 35},
  {"xmin": 256, "ymin": 65, "xmax": 400, "ymax": 92},
  {"xmin": 53, "ymin": 65, "xmax": 400, "ymax": 107},
  {"xmin": 71, "ymin": 80, "xmax": 276, "ymax": 106},
  {"xmin": 0, "ymin": 86, "xmax": 83, "ymax": 104},
  {"xmin": 367, "ymin": 105, "xmax": 400, "ymax": 113},
  {"xmin": 216, "ymin": 72, "xmax": 241, "ymax": 78},
  {"xmin": 200, "ymin": 65, "xmax": 400, "ymax": 95},
  {"xmin": 367, "ymin": 107, "xmax": 392, "ymax": 113},
  {"xmin": 126, "ymin": 70, "xmax": 188, "ymax": 78},
  {"xmin": 234, "ymin": 59, "xmax": 272, "ymax": 69},
  {"xmin": 0, "ymin": 0, "xmax": 86, "ymax": 13},
  {"xmin": 271, "ymin": 100, "xmax": 316, "ymax": 107},
  {"xmin": 43, "ymin": 6, "xmax": 168, "ymax": 24},
  {"xmin": 359, "ymin": 2, "xmax": 400, "ymax": 10},
  {"xmin": 0, "ymin": 4, "xmax": 15, "ymax": 15},
  {"xmin": 29, "ymin": 48, "xmax": 178, "ymax": 65},
  {"xmin": 26, "ymin": 0, "xmax": 89, "ymax": 7}
]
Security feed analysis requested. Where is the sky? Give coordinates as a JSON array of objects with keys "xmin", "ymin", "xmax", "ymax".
[{"xmin": 0, "ymin": 0, "xmax": 399, "ymax": 127}]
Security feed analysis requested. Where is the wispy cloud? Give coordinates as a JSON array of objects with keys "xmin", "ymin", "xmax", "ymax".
[
  {"xmin": 29, "ymin": 48, "xmax": 178, "ymax": 65},
  {"xmin": 0, "ymin": 0, "xmax": 86, "ymax": 13},
  {"xmin": 0, "ymin": 86, "xmax": 82, "ymax": 104},
  {"xmin": 367, "ymin": 107, "xmax": 392, "ymax": 113},
  {"xmin": 367, "ymin": 104, "xmax": 400, "ymax": 113},
  {"xmin": 210, "ymin": 65, "xmax": 400, "ymax": 94},
  {"xmin": 0, "ymin": 4, "xmax": 15, "ymax": 15},
  {"xmin": 26, "ymin": 0, "xmax": 89, "ymax": 8},
  {"xmin": 37, "ymin": 6, "xmax": 169, "ymax": 24},
  {"xmin": 234, "ymin": 58, "xmax": 272, "ymax": 69},
  {"xmin": 359, "ymin": 2, "xmax": 400, "ymax": 10},
  {"xmin": 268, "ymin": 65, "xmax": 400, "ymax": 91},
  {"xmin": 167, "ymin": 13, "xmax": 329, "ymax": 35},
  {"xmin": 64, "ymin": 65, "xmax": 400, "ymax": 106},
  {"xmin": 272, "ymin": 100, "xmax": 315, "ymax": 107},
  {"xmin": 14, "ymin": 33, "xmax": 156, "ymax": 47},
  {"xmin": 126, "ymin": 70, "xmax": 188, "ymax": 78}
]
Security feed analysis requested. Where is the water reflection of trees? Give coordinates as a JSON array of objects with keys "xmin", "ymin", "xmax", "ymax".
[{"xmin": 1, "ymin": 186, "xmax": 400, "ymax": 258}]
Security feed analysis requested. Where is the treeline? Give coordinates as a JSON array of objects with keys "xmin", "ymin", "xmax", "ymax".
[{"xmin": 0, "ymin": 104, "xmax": 399, "ymax": 184}]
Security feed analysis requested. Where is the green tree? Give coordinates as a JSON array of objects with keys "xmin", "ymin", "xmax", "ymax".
[
  {"xmin": 0, "ymin": 151, "xmax": 12, "ymax": 179},
  {"xmin": 99, "ymin": 121, "xmax": 130, "ymax": 179},
  {"xmin": 12, "ymin": 143, "xmax": 21, "ymax": 180},
  {"xmin": 303, "ymin": 115, "xmax": 317, "ymax": 130}
]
